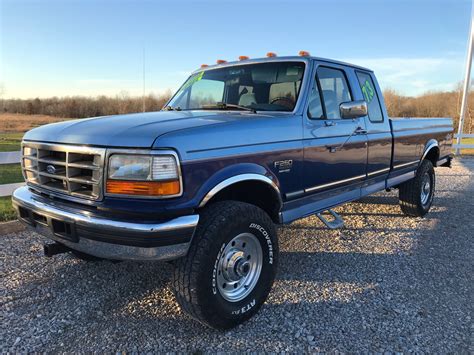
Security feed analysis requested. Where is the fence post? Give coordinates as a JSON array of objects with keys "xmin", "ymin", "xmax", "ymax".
[{"xmin": 456, "ymin": 5, "xmax": 474, "ymax": 155}]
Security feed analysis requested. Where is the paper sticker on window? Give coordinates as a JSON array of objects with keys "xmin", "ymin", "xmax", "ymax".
[{"xmin": 361, "ymin": 80, "xmax": 375, "ymax": 103}]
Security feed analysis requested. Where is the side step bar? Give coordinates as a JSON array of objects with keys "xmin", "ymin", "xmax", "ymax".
[{"xmin": 316, "ymin": 209, "xmax": 344, "ymax": 229}]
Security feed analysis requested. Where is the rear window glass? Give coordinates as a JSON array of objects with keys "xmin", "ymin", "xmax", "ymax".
[{"xmin": 356, "ymin": 71, "xmax": 383, "ymax": 122}]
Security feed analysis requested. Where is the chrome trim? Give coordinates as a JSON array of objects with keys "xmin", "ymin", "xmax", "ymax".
[
  {"xmin": 393, "ymin": 160, "xmax": 420, "ymax": 169},
  {"xmin": 420, "ymin": 142, "xmax": 439, "ymax": 162},
  {"xmin": 12, "ymin": 186, "xmax": 199, "ymax": 261},
  {"xmin": 340, "ymin": 100, "xmax": 368, "ymax": 119},
  {"xmin": 367, "ymin": 167, "xmax": 391, "ymax": 177},
  {"xmin": 41, "ymin": 233, "xmax": 191, "ymax": 261},
  {"xmin": 198, "ymin": 173, "xmax": 282, "ymax": 208},
  {"xmin": 304, "ymin": 174, "xmax": 366, "ymax": 193},
  {"xmin": 104, "ymin": 149, "xmax": 183, "ymax": 199},
  {"xmin": 21, "ymin": 141, "xmax": 105, "ymax": 201}
]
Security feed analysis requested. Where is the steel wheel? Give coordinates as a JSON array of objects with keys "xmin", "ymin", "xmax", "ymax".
[
  {"xmin": 420, "ymin": 172, "xmax": 432, "ymax": 206},
  {"xmin": 216, "ymin": 232, "xmax": 263, "ymax": 302}
]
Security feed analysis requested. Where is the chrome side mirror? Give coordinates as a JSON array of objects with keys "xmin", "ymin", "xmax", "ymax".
[{"xmin": 340, "ymin": 100, "xmax": 368, "ymax": 119}]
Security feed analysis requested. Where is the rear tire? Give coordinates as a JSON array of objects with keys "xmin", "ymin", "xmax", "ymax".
[
  {"xmin": 399, "ymin": 159, "xmax": 435, "ymax": 217},
  {"xmin": 172, "ymin": 201, "xmax": 278, "ymax": 329}
]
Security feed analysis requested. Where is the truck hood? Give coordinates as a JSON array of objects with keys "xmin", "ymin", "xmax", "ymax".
[{"xmin": 23, "ymin": 111, "xmax": 239, "ymax": 148}]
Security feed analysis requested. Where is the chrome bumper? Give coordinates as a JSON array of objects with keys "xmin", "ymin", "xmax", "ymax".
[{"xmin": 11, "ymin": 186, "xmax": 199, "ymax": 261}]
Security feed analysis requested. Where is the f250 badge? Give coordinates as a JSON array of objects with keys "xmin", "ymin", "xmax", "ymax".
[{"xmin": 274, "ymin": 159, "xmax": 293, "ymax": 173}]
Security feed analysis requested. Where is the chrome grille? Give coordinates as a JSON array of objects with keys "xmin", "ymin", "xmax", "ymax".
[{"xmin": 21, "ymin": 142, "xmax": 106, "ymax": 201}]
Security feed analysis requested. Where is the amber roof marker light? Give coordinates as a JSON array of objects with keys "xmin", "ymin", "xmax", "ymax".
[
  {"xmin": 200, "ymin": 64, "xmax": 209, "ymax": 68},
  {"xmin": 266, "ymin": 52, "xmax": 277, "ymax": 57},
  {"xmin": 238, "ymin": 56, "xmax": 249, "ymax": 61},
  {"xmin": 216, "ymin": 59, "xmax": 227, "ymax": 64},
  {"xmin": 298, "ymin": 50, "xmax": 311, "ymax": 57}
]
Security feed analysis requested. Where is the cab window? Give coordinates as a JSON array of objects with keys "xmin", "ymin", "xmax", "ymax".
[
  {"xmin": 307, "ymin": 80, "xmax": 324, "ymax": 119},
  {"xmin": 317, "ymin": 67, "xmax": 352, "ymax": 119},
  {"xmin": 356, "ymin": 71, "xmax": 383, "ymax": 122}
]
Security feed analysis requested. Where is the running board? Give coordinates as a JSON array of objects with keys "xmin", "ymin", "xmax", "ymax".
[{"xmin": 316, "ymin": 209, "xmax": 344, "ymax": 229}]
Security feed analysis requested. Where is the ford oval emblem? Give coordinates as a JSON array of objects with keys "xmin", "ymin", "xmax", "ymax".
[{"xmin": 46, "ymin": 165, "xmax": 57, "ymax": 174}]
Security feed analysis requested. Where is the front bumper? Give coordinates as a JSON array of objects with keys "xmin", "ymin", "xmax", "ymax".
[{"xmin": 12, "ymin": 186, "xmax": 199, "ymax": 261}]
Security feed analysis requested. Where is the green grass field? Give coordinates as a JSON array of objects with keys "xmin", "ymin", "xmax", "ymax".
[
  {"xmin": 0, "ymin": 164, "xmax": 23, "ymax": 222},
  {"xmin": 0, "ymin": 164, "xmax": 24, "ymax": 184},
  {"xmin": 0, "ymin": 132, "xmax": 23, "ymax": 152},
  {"xmin": 0, "ymin": 196, "xmax": 16, "ymax": 222}
]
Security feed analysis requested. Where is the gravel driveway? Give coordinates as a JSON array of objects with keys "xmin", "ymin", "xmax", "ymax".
[{"xmin": 1, "ymin": 158, "xmax": 473, "ymax": 352}]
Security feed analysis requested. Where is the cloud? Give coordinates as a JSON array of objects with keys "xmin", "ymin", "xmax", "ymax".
[{"xmin": 343, "ymin": 57, "xmax": 463, "ymax": 96}]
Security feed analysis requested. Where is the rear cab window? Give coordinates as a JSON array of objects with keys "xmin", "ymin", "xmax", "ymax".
[{"xmin": 356, "ymin": 71, "xmax": 383, "ymax": 123}]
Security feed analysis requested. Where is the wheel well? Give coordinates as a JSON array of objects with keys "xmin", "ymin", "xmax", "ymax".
[
  {"xmin": 424, "ymin": 146, "xmax": 440, "ymax": 166},
  {"xmin": 200, "ymin": 180, "xmax": 281, "ymax": 223}
]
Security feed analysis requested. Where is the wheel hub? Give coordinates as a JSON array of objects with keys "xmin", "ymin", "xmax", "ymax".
[
  {"xmin": 420, "ymin": 173, "xmax": 432, "ymax": 205},
  {"xmin": 216, "ymin": 233, "xmax": 263, "ymax": 302}
]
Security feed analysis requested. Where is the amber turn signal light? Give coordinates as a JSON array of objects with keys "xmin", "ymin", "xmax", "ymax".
[{"xmin": 106, "ymin": 180, "xmax": 180, "ymax": 196}]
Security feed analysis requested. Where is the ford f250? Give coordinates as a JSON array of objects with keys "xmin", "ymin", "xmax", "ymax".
[{"xmin": 12, "ymin": 53, "xmax": 453, "ymax": 329}]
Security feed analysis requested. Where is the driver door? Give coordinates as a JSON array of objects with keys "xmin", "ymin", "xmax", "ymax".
[{"xmin": 303, "ymin": 65, "xmax": 368, "ymax": 194}]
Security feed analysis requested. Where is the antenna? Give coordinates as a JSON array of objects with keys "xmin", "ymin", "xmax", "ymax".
[{"xmin": 142, "ymin": 47, "xmax": 146, "ymax": 113}]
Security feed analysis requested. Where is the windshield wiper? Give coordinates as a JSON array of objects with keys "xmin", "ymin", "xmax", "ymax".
[
  {"xmin": 202, "ymin": 102, "xmax": 257, "ymax": 114},
  {"xmin": 163, "ymin": 105, "xmax": 181, "ymax": 111}
]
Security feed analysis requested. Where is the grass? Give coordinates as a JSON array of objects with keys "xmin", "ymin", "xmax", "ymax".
[
  {"xmin": 0, "ymin": 113, "xmax": 70, "ymax": 133},
  {"xmin": 0, "ymin": 164, "xmax": 24, "ymax": 184},
  {"xmin": 0, "ymin": 196, "xmax": 16, "ymax": 222},
  {"xmin": 0, "ymin": 164, "xmax": 23, "ymax": 222},
  {"xmin": 0, "ymin": 132, "xmax": 23, "ymax": 152},
  {"xmin": 456, "ymin": 137, "xmax": 474, "ymax": 155},
  {"xmin": 0, "ymin": 113, "xmax": 72, "ymax": 152}
]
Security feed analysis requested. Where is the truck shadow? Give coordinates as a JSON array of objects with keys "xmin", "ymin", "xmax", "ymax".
[{"xmin": 6, "ymin": 161, "xmax": 472, "ymax": 351}]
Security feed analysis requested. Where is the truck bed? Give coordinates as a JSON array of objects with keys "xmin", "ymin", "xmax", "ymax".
[{"xmin": 389, "ymin": 117, "xmax": 453, "ymax": 168}]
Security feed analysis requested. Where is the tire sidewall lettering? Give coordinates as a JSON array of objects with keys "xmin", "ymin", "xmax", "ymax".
[
  {"xmin": 212, "ymin": 243, "xmax": 226, "ymax": 295},
  {"xmin": 249, "ymin": 222, "xmax": 274, "ymax": 265}
]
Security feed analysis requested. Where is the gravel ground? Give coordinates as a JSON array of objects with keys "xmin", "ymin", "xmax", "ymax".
[{"xmin": 1, "ymin": 158, "xmax": 473, "ymax": 352}]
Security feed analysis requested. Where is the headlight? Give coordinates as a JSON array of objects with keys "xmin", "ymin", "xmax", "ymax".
[{"xmin": 106, "ymin": 153, "xmax": 181, "ymax": 197}]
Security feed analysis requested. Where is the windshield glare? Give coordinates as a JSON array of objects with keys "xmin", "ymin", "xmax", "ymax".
[{"xmin": 167, "ymin": 61, "xmax": 305, "ymax": 112}]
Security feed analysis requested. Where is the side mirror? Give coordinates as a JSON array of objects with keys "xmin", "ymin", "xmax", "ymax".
[{"xmin": 339, "ymin": 100, "xmax": 368, "ymax": 119}]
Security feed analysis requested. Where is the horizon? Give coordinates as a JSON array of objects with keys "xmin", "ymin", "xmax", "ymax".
[{"xmin": 1, "ymin": 0, "xmax": 473, "ymax": 99}]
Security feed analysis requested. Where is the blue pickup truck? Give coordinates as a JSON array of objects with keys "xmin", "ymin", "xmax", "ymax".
[{"xmin": 12, "ymin": 53, "xmax": 453, "ymax": 329}]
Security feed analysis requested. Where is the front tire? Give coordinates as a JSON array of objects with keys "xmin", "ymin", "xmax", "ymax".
[
  {"xmin": 172, "ymin": 201, "xmax": 278, "ymax": 329},
  {"xmin": 399, "ymin": 159, "xmax": 435, "ymax": 217}
]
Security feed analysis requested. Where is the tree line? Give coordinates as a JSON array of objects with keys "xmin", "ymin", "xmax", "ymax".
[
  {"xmin": 1, "ymin": 89, "xmax": 472, "ymax": 132},
  {"xmin": 0, "ymin": 91, "xmax": 172, "ymax": 119}
]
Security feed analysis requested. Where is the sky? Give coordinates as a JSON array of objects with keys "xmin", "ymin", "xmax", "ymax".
[{"xmin": 0, "ymin": 0, "xmax": 472, "ymax": 99}]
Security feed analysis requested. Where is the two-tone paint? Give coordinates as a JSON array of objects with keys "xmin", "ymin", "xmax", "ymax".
[{"xmin": 22, "ymin": 55, "xmax": 454, "ymax": 226}]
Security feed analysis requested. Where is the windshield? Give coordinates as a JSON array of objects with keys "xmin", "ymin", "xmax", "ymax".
[{"xmin": 166, "ymin": 61, "xmax": 306, "ymax": 112}]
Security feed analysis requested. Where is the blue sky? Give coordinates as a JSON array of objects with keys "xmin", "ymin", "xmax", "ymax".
[{"xmin": 0, "ymin": 0, "xmax": 472, "ymax": 99}]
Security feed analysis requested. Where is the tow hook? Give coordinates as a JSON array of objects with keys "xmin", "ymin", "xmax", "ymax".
[{"xmin": 44, "ymin": 242, "xmax": 71, "ymax": 257}]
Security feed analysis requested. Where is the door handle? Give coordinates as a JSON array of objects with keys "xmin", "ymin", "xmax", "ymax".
[
  {"xmin": 324, "ymin": 120, "xmax": 337, "ymax": 127},
  {"xmin": 354, "ymin": 127, "xmax": 367, "ymax": 135}
]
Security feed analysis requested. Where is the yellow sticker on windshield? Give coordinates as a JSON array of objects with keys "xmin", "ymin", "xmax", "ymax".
[{"xmin": 182, "ymin": 71, "xmax": 204, "ymax": 91}]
